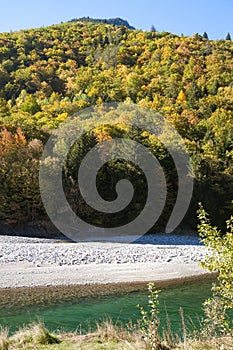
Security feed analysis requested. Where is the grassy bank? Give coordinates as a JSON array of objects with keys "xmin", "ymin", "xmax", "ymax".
[{"xmin": 1, "ymin": 321, "xmax": 233, "ymax": 350}]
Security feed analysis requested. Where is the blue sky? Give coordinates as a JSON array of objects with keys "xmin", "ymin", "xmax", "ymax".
[{"xmin": 0, "ymin": 0, "xmax": 232, "ymax": 39}]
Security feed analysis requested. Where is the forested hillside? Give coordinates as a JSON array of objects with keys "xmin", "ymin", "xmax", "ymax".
[{"xmin": 0, "ymin": 20, "xmax": 232, "ymax": 231}]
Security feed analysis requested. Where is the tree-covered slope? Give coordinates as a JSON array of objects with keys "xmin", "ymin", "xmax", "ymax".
[
  {"xmin": 0, "ymin": 20, "xmax": 232, "ymax": 231},
  {"xmin": 68, "ymin": 17, "xmax": 135, "ymax": 29}
]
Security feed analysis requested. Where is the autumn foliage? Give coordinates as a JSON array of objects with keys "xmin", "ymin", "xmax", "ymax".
[{"xmin": 0, "ymin": 20, "xmax": 232, "ymax": 229}]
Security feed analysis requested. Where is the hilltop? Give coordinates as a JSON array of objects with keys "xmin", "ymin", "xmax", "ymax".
[{"xmin": 68, "ymin": 16, "xmax": 135, "ymax": 29}]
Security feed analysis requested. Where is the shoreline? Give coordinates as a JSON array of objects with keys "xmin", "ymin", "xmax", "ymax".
[
  {"xmin": 0, "ymin": 261, "xmax": 210, "ymax": 289},
  {"xmin": 0, "ymin": 269, "xmax": 216, "ymax": 309},
  {"xmin": 0, "ymin": 233, "xmax": 211, "ymax": 304}
]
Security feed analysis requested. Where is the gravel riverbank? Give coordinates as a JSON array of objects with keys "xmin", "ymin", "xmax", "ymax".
[{"xmin": 0, "ymin": 234, "xmax": 209, "ymax": 289}]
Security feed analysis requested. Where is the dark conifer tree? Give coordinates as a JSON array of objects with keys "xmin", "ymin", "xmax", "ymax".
[
  {"xmin": 150, "ymin": 25, "xmax": 156, "ymax": 32},
  {"xmin": 226, "ymin": 32, "xmax": 231, "ymax": 40},
  {"xmin": 203, "ymin": 32, "xmax": 209, "ymax": 40}
]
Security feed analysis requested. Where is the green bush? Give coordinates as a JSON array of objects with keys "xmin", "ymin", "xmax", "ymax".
[{"xmin": 198, "ymin": 204, "xmax": 233, "ymax": 336}]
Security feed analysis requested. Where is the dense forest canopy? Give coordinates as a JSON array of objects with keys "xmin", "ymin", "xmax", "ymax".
[
  {"xmin": 0, "ymin": 19, "xmax": 232, "ymax": 232},
  {"xmin": 68, "ymin": 17, "xmax": 135, "ymax": 29}
]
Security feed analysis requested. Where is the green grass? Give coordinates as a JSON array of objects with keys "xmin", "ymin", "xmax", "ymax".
[
  {"xmin": 1, "ymin": 322, "xmax": 233, "ymax": 350},
  {"xmin": 0, "ymin": 321, "xmax": 146, "ymax": 350}
]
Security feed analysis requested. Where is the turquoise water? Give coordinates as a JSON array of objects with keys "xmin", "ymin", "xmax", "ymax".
[{"xmin": 0, "ymin": 280, "xmax": 212, "ymax": 335}]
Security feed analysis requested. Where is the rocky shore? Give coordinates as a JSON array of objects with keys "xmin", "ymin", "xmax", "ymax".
[
  {"xmin": 0, "ymin": 234, "xmax": 206, "ymax": 266},
  {"xmin": 0, "ymin": 234, "xmax": 210, "ymax": 289}
]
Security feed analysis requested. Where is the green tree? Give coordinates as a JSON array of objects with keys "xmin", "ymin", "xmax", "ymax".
[
  {"xmin": 20, "ymin": 95, "xmax": 41, "ymax": 115},
  {"xmin": 203, "ymin": 32, "xmax": 209, "ymax": 40},
  {"xmin": 150, "ymin": 25, "xmax": 156, "ymax": 33},
  {"xmin": 198, "ymin": 205, "xmax": 233, "ymax": 310},
  {"xmin": 187, "ymin": 81, "xmax": 202, "ymax": 109},
  {"xmin": 0, "ymin": 98, "xmax": 10, "ymax": 118}
]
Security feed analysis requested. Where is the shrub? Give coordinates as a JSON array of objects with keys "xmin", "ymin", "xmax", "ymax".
[
  {"xmin": 10, "ymin": 322, "xmax": 60, "ymax": 346},
  {"xmin": 137, "ymin": 283, "xmax": 169, "ymax": 350},
  {"xmin": 198, "ymin": 204, "xmax": 233, "ymax": 336}
]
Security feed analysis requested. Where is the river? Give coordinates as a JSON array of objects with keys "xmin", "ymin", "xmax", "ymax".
[{"xmin": 0, "ymin": 279, "xmax": 213, "ymax": 336}]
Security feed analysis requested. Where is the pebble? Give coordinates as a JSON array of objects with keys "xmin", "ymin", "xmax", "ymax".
[{"xmin": 0, "ymin": 234, "xmax": 207, "ymax": 267}]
